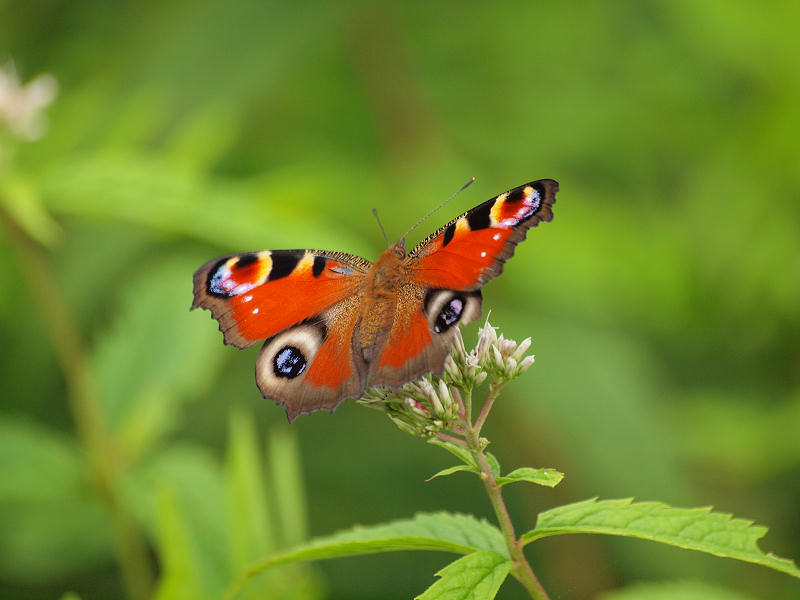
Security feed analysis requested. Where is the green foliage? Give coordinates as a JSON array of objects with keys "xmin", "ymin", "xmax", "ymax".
[
  {"xmin": 2, "ymin": 0, "xmax": 800, "ymax": 598},
  {"xmin": 245, "ymin": 511, "xmax": 508, "ymax": 569},
  {"xmin": 523, "ymin": 498, "xmax": 800, "ymax": 578},
  {"xmin": 496, "ymin": 468, "xmax": 564, "ymax": 489},
  {"xmin": 417, "ymin": 551, "xmax": 512, "ymax": 600},
  {"xmin": 598, "ymin": 580, "xmax": 757, "ymax": 600}
]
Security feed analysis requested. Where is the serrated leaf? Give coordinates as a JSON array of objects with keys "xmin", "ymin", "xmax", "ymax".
[
  {"xmin": 426, "ymin": 465, "xmax": 478, "ymax": 482},
  {"xmin": 485, "ymin": 452, "xmax": 500, "ymax": 479},
  {"xmin": 521, "ymin": 498, "xmax": 800, "ymax": 578},
  {"xmin": 428, "ymin": 438, "xmax": 477, "ymax": 469},
  {"xmin": 496, "ymin": 468, "xmax": 564, "ymax": 488},
  {"xmin": 229, "ymin": 512, "xmax": 507, "ymax": 597},
  {"xmin": 416, "ymin": 551, "xmax": 511, "ymax": 600},
  {"xmin": 598, "ymin": 579, "xmax": 757, "ymax": 600}
]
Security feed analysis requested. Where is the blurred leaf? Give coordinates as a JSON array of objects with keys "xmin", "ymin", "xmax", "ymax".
[
  {"xmin": 426, "ymin": 465, "xmax": 477, "ymax": 482},
  {"xmin": 0, "ymin": 495, "xmax": 112, "ymax": 583},
  {"xmin": 496, "ymin": 467, "xmax": 564, "ymax": 489},
  {"xmin": 267, "ymin": 426, "xmax": 309, "ymax": 547},
  {"xmin": 416, "ymin": 551, "xmax": 511, "ymax": 600},
  {"xmin": 226, "ymin": 410, "xmax": 274, "ymax": 569},
  {"xmin": 0, "ymin": 415, "xmax": 82, "ymax": 502},
  {"xmin": 151, "ymin": 485, "xmax": 209, "ymax": 600},
  {"xmin": 59, "ymin": 594, "xmax": 83, "ymax": 600},
  {"xmin": 521, "ymin": 498, "xmax": 800, "ymax": 578},
  {"xmin": 598, "ymin": 579, "xmax": 757, "ymax": 600},
  {"xmin": 90, "ymin": 253, "xmax": 224, "ymax": 455},
  {"xmin": 122, "ymin": 443, "xmax": 228, "ymax": 587},
  {"xmin": 163, "ymin": 103, "xmax": 241, "ymax": 171},
  {"xmin": 0, "ymin": 175, "xmax": 60, "ymax": 245},
  {"xmin": 233, "ymin": 512, "xmax": 507, "ymax": 595},
  {"xmin": 37, "ymin": 156, "xmax": 374, "ymax": 252}
]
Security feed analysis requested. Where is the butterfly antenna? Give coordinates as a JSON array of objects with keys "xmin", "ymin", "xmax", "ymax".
[
  {"xmin": 372, "ymin": 208, "xmax": 391, "ymax": 247},
  {"xmin": 398, "ymin": 177, "xmax": 475, "ymax": 244}
]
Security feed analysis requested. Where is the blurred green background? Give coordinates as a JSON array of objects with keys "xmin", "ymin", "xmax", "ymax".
[{"xmin": 1, "ymin": 1, "xmax": 799, "ymax": 599}]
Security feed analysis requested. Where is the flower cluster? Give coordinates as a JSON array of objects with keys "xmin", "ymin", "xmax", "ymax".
[
  {"xmin": 358, "ymin": 320, "xmax": 536, "ymax": 437},
  {"xmin": 0, "ymin": 62, "xmax": 58, "ymax": 142}
]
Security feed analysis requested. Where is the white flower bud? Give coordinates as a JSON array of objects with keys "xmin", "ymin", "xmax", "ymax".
[{"xmin": 512, "ymin": 337, "xmax": 532, "ymax": 361}]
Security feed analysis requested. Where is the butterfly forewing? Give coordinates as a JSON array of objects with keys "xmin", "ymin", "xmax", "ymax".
[
  {"xmin": 407, "ymin": 179, "xmax": 558, "ymax": 290},
  {"xmin": 192, "ymin": 249, "xmax": 371, "ymax": 348}
]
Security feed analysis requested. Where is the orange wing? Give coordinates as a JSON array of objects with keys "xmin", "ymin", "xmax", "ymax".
[
  {"xmin": 192, "ymin": 249, "xmax": 373, "ymax": 420},
  {"xmin": 371, "ymin": 179, "xmax": 559, "ymax": 384},
  {"xmin": 192, "ymin": 249, "xmax": 371, "ymax": 348},
  {"xmin": 406, "ymin": 179, "xmax": 558, "ymax": 291}
]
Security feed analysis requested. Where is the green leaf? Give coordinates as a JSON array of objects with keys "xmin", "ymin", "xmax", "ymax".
[
  {"xmin": 0, "ymin": 495, "xmax": 113, "ymax": 584},
  {"xmin": 266, "ymin": 427, "xmax": 309, "ymax": 548},
  {"xmin": 416, "ymin": 551, "xmax": 511, "ymax": 600},
  {"xmin": 428, "ymin": 438, "xmax": 477, "ymax": 469},
  {"xmin": 0, "ymin": 417, "xmax": 113, "ymax": 583},
  {"xmin": 598, "ymin": 579, "xmax": 757, "ymax": 600},
  {"xmin": 521, "ymin": 498, "xmax": 800, "ymax": 578},
  {"xmin": 0, "ymin": 175, "xmax": 61, "ymax": 245},
  {"xmin": 0, "ymin": 416, "xmax": 82, "ymax": 502},
  {"xmin": 226, "ymin": 410, "xmax": 274, "ymax": 568},
  {"xmin": 426, "ymin": 465, "xmax": 478, "ymax": 482},
  {"xmin": 229, "ymin": 512, "xmax": 507, "ymax": 597},
  {"xmin": 122, "ymin": 444, "xmax": 229, "ymax": 593},
  {"xmin": 151, "ymin": 486, "xmax": 209, "ymax": 600},
  {"xmin": 485, "ymin": 452, "xmax": 501, "ymax": 479},
  {"xmin": 496, "ymin": 468, "xmax": 564, "ymax": 488},
  {"xmin": 91, "ymin": 254, "xmax": 225, "ymax": 454}
]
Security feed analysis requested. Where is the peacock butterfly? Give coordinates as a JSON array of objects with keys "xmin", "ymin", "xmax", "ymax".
[{"xmin": 192, "ymin": 179, "xmax": 558, "ymax": 421}]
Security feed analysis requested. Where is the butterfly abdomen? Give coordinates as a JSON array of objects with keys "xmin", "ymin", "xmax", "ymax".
[{"xmin": 358, "ymin": 247, "xmax": 405, "ymax": 359}]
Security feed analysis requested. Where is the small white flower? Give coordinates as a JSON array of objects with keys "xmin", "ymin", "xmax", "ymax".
[{"xmin": 0, "ymin": 62, "xmax": 58, "ymax": 141}]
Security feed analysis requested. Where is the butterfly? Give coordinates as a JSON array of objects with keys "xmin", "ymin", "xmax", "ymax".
[{"xmin": 192, "ymin": 179, "xmax": 558, "ymax": 421}]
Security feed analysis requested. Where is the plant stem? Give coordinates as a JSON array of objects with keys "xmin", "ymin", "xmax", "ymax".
[
  {"xmin": 464, "ymin": 425, "xmax": 550, "ymax": 600},
  {"xmin": 473, "ymin": 382, "xmax": 504, "ymax": 435},
  {"xmin": 2, "ymin": 210, "xmax": 154, "ymax": 600}
]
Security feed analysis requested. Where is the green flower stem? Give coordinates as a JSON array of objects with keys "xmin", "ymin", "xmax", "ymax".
[
  {"xmin": 466, "ymin": 432, "xmax": 550, "ymax": 600},
  {"xmin": 2, "ymin": 210, "xmax": 154, "ymax": 600},
  {"xmin": 460, "ymin": 392, "xmax": 550, "ymax": 600}
]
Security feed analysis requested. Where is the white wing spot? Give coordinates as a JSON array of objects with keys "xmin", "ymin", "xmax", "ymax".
[
  {"xmin": 493, "ymin": 233, "xmax": 501, "ymax": 241},
  {"xmin": 252, "ymin": 308, "xmax": 259, "ymax": 315},
  {"xmin": 480, "ymin": 251, "xmax": 487, "ymax": 258},
  {"xmin": 244, "ymin": 295, "xmax": 253, "ymax": 302}
]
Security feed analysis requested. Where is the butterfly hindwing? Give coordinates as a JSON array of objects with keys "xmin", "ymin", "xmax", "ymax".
[
  {"xmin": 407, "ymin": 179, "xmax": 558, "ymax": 291},
  {"xmin": 192, "ymin": 249, "xmax": 371, "ymax": 348},
  {"xmin": 255, "ymin": 294, "xmax": 367, "ymax": 421},
  {"xmin": 370, "ymin": 285, "xmax": 482, "ymax": 387}
]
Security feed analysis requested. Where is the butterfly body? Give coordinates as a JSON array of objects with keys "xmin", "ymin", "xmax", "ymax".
[{"xmin": 193, "ymin": 179, "xmax": 558, "ymax": 421}]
